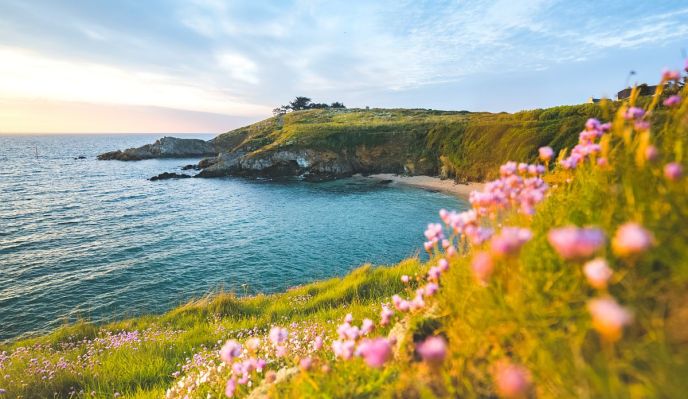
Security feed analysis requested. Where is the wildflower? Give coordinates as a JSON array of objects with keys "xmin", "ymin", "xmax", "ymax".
[
  {"xmin": 427, "ymin": 266, "xmax": 442, "ymax": 281},
  {"xmin": 313, "ymin": 336, "xmax": 323, "ymax": 351},
  {"xmin": 612, "ymin": 222, "xmax": 653, "ymax": 257},
  {"xmin": 361, "ymin": 319, "xmax": 375, "ymax": 335},
  {"xmin": 490, "ymin": 227, "xmax": 532, "ymax": 257},
  {"xmin": 624, "ymin": 107, "xmax": 645, "ymax": 120},
  {"xmin": 219, "ymin": 340, "xmax": 242, "ymax": 364},
  {"xmin": 663, "ymin": 95, "xmax": 681, "ymax": 107},
  {"xmin": 471, "ymin": 251, "xmax": 494, "ymax": 285},
  {"xmin": 661, "ymin": 68, "xmax": 681, "ymax": 81},
  {"xmin": 401, "ymin": 275, "xmax": 410, "ymax": 283},
  {"xmin": 344, "ymin": 313, "xmax": 353, "ymax": 323},
  {"xmin": 664, "ymin": 162, "xmax": 683, "ymax": 181},
  {"xmin": 438, "ymin": 258, "xmax": 449, "ymax": 272},
  {"xmin": 299, "ymin": 357, "xmax": 312, "ymax": 371},
  {"xmin": 424, "ymin": 282, "xmax": 439, "ymax": 296},
  {"xmin": 392, "ymin": 295, "xmax": 410, "ymax": 312},
  {"xmin": 583, "ymin": 258, "xmax": 613, "ymax": 289},
  {"xmin": 275, "ymin": 345, "xmax": 287, "ymax": 357},
  {"xmin": 424, "ymin": 223, "xmax": 444, "ymax": 241},
  {"xmin": 547, "ymin": 227, "xmax": 605, "ymax": 260},
  {"xmin": 225, "ymin": 377, "xmax": 237, "ymax": 398},
  {"xmin": 588, "ymin": 297, "xmax": 633, "ymax": 342},
  {"xmin": 380, "ymin": 305, "xmax": 394, "ymax": 326},
  {"xmin": 269, "ymin": 327, "xmax": 288, "ymax": 345},
  {"xmin": 446, "ymin": 245, "xmax": 457, "ymax": 257},
  {"xmin": 416, "ymin": 336, "xmax": 447, "ymax": 365},
  {"xmin": 357, "ymin": 338, "xmax": 392, "ymax": 368},
  {"xmin": 424, "ymin": 241, "xmax": 433, "ymax": 251},
  {"xmin": 493, "ymin": 362, "xmax": 531, "ymax": 399},
  {"xmin": 645, "ymin": 145, "xmax": 659, "ymax": 162},
  {"xmin": 634, "ymin": 120, "xmax": 650, "ymax": 131}
]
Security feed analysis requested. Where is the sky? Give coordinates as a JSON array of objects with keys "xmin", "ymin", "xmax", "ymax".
[{"xmin": 0, "ymin": 0, "xmax": 686, "ymax": 134}]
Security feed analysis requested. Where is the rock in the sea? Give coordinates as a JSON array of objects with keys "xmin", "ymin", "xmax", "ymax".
[
  {"xmin": 74, "ymin": 156, "xmax": 87, "ymax": 160},
  {"xmin": 98, "ymin": 137, "xmax": 216, "ymax": 161},
  {"xmin": 149, "ymin": 172, "xmax": 192, "ymax": 181},
  {"xmin": 181, "ymin": 164, "xmax": 199, "ymax": 170}
]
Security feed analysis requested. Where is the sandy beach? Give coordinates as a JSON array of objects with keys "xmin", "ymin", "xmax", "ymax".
[{"xmin": 367, "ymin": 174, "xmax": 484, "ymax": 199}]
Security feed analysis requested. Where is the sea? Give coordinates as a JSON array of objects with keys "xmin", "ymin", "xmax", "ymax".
[{"xmin": 0, "ymin": 134, "xmax": 467, "ymax": 340}]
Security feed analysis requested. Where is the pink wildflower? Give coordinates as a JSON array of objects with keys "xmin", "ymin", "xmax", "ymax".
[
  {"xmin": 225, "ymin": 377, "xmax": 237, "ymax": 398},
  {"xmin": 664, "ymin": 162, "xmax": 683, "ymax": 181},
  {"xmin": 361, "ymin": 318, "xmax": 375, "ymax": 335},
  {"xmin": 416, "ymin": 336, "xmax": 447, "ymax": 365},
  {"xmin": 446, "ymin": 245, "xmax": 457, "ymax": 257},
  {"xmin": 357, "ymin": 338, "xmax": 393, "ymax": 368},
  {"xmin": 269, "ymin": 327, "xmax": 288, "ymax": 345},
  {"xmin": 634, "ymin": 120, "xmax": 650, "ymax": 131},
  {"xmin": 493, "ymin": 362, "xmax": 531, "ymax": 399},
  {"xmin": 645, "ymin": 145, "xmax": 659, "ymax": 162},
  {"xmin": 427, "ymin": 266, "xmax": 442, "ymax": 281},
  {"xmin": 401, "ymin": 275, "xmax": 410, "ymax": 283},
  {"xmin": 332, "ymin": 340, "xmax": 356, "ymax": 360},
  {"xmin": 299, "ymin": 357, "xmax": 312, "ymax": 371},
  {"xmin": 380, "ymin": 305, "xmax": 394, "ymax": 326},
  {"xmin": 583, "ymin": 258, "xmax": 613, "ymax": 289},
  {"xmin": 588, "ymin": 297, "xmax": 633, "ymax": 342},
  {"xmin": 490, "ymin": 227, "xmax": 532, "ymax": 257},
  {"xmin": 663, "ymin": 95, "xmax": 681, "ymax": 107},
  {"xmin": 471, "ymin": 251, "xmax": 494, "ymax": 285},
  {"xmin": 344, "ymin": 313, "xmax": 354, "ymax": 323},
  {"xmin": 547, "ymin": 226, "xmax": 605, "ymax": 260},
  {"xmin": 662, "ymin": 68, "xmax": 680, "ymax": 81},
  {"xmin": 438, "ymin": 258, "xmax": 449, "ymax": 272},
  {"xmin": 538, "ymin": 146, "xmax": 554, "ymax": 162},
  {"xmin": 424, "ymin": 282, "xmax": 439, "ymax": 296},
  {"xmin": 313, "ymin": 336, "xmax": 323, "ymax": 351},
  {"xmin": 624, "ymin": 107, "xmax": 645, "ymax": 120},
  {"xmin": 219, "ymin": 340, "xmax": 242, "ymax": 364},
  {"xmin": 611, "ymin": 222, "xmax": 653, "ymax": 257}
]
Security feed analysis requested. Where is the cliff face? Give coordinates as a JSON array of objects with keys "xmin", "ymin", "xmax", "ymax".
[{"xmin": 97, "ymin": 137, "xmax": 217, "ymax": 161}]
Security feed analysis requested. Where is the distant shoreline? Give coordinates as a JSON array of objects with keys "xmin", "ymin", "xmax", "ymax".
[{"xmin": 367, "ymin": 173, "xmax": 483, "ymax": 199}]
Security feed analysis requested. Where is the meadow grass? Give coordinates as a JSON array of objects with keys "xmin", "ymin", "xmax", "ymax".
[{"xmin": 1, "ymin": 73, "xmax": 686, "ymax": 398}]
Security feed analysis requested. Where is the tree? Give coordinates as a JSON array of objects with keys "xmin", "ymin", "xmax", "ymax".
[
  {"xmin": 289, "ymin": 96, "xmax": 313, "ymax": 111},
  {"xmin": 330, "ymin": 102, "xmax": 345, "ymax": 109}
]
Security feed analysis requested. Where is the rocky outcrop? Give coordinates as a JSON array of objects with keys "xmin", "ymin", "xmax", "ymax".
[
  {"xmin": 98, "ymin": 137, "xmax": 216, "ymax": 161},
  {"xmin": 149, "ymin": 172, "xmax": 192, "ymax": 181}
]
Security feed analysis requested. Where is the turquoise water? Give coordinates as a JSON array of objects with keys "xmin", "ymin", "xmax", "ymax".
[{"xmin": 0, "ymin": 134, "xmax": 467, "ymax": 340}]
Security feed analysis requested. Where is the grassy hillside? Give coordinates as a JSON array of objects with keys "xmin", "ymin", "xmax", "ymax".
[
  {"xmin": 208, "ymin": 102, "xmax": 658, "ymax": 181},
  {"xmin": 2, "ymin": 73, "xmax": 686, "ymax": 398}
]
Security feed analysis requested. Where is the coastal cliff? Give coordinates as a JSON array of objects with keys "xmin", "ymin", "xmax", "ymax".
[{"xmin": 98, "ymin": 105, "xmax": 612, "ymax": 181}]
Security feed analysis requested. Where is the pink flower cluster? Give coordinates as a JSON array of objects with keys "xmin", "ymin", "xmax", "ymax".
[
  {"xmin": 560, "ymin": 118, "xmax": 610, "ymax": 170},
  {"xmin": 331, "ymin": 314, "xmax": 394, "ymax": 368},
  {"xmin": 470, "ymin": 161, "xmax": 548, "ymax": 216}
]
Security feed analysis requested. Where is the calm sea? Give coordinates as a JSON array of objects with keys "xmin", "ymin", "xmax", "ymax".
[{"xmin": 0, "ymin": 134, "xmax": 467, "ymax": 340}]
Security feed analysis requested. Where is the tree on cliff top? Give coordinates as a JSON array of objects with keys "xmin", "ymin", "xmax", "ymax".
[{"xmin": 273, "ymin": 97, "xmax": 346, "ymax": 115}]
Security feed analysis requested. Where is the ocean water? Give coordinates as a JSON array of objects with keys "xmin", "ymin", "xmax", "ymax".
[{"xmin": 0, "ymin": 134, "xmax": 467, "ymax": 340}]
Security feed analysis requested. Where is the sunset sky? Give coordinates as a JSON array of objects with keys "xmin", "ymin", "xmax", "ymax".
[{"xmin": 1, "ymin": 0, "xmax": 687, "ymax": 134}]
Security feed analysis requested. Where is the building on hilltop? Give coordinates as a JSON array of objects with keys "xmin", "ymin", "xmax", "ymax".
[
  {"xmin": 617, "ymin": 84, "xmax": 657, "ymax": 100},
  {"xmin": 587, "ymin": 97, "xmax": 601, "ymax": 104}
]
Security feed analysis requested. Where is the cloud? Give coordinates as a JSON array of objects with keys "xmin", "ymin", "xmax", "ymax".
[{"xmin": 0, "ymin": 46, "xmax": 270, "ymax": 116}]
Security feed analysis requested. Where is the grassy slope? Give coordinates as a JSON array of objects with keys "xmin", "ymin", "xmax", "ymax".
[
  {"xmin": 2, "ymin": 92, "xmax": 686, "ymax": 398},
  {"xmin": 212, "ymin": 104, "xmax": 614, "ymax": 180}
]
